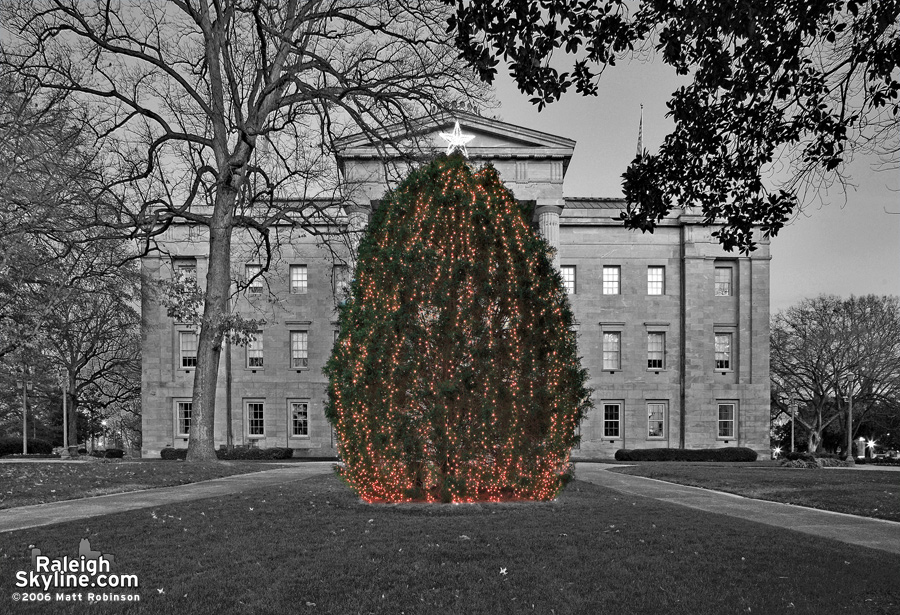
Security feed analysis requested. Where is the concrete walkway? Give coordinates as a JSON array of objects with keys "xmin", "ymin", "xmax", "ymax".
[
  {"xmin": 575, "ymin": 464, "xmax": 900, "ymax": 555},
  {"xmin": 0, "ymin": 462, "xmax": 334, "ymax": 533}
]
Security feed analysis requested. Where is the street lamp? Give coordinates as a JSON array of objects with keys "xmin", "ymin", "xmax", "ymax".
[
  {"xmin": 867, "ymin": 439, "xmax": 877, "ymax": 458},
  {"xmin": 788, "ymin": 396, "xmax": 797, "ymax": 453},
  {"xmin": 14, "ymin": 372, "xmax": 33, "ymax": 455},
  {"xmin": 844, "ymin": 373, "xmax": 857, "ymax": 459},
  {"xmin": 56, "ymin": 368, "xmax": 70, "ymax": 457}
]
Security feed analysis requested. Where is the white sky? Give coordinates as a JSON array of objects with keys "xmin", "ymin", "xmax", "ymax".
[{"xmin": 489, "ymin": 60, "xmax": 900, "ymax": 314}]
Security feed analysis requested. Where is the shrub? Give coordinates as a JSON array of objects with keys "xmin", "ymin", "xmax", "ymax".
[
  {"xmin": 780, "ymin": 458, "xmax": 818, "ymax": 469},
  {"xmin": 216, "ymin": 446, "xmax": 293, "ymax": 460},
  {"xmin": 816, "ymin": 457, "xmax": 854, "ymax": 468},
  {"xmin": 160, "ymin": 447, "xmax": 188, "ymax": 460},
  {"xmin": 814, "ymin": 452, "xmax": 847, "ymax": 460},
  {"xmin": 266, "ymin": 447, "xmax": 294, "ymax": 460},
  {"xmin": 613, "ymin": 447, "xmax": 758, "ymax": 462},
  {"xmin": 784, "ymin": 451, "xmax": 816, "ymax": 462},
  {"xmin": 216, "ymin": 446, "xmax": 261, "ymax": 460},
  {"xmin": 161, "ymin": 446, "xmax": 294, "ymax": 460},
  {"xmin": 0, "ymin": 436, "xmax": 54, "ymax": 456},
  {"xmin": 4, "ymin": 453, "xmax": 61, "ymax": 459},
  {"xmin": 779, "ymin": 455, "xmax": 855, "ymax": 468}
]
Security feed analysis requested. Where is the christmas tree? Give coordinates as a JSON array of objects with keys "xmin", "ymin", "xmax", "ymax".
[{"xmin": 325, "ymin": 154, "xmax": 591, "ymax": 503}]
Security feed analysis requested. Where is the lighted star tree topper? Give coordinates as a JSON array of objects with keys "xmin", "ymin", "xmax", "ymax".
[
  {"xmin": 325, "ymin": 154, "xmax": 592, "ymax": 503},
  {"xmin": 438, "ymin": 121, "xmax": 475, "ymax": 157}
]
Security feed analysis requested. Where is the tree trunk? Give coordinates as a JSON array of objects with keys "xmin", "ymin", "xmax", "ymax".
[
  {"xmin": 186, "ymin": 189, "xmax": 236, "ymax": 462},
  {"xmin": 807, "ymin": 429, "xmax": 822, "ymax": 454},
  {"xmin": 66, "ymin": 375, "xmax": 77, "ymax": 450}
]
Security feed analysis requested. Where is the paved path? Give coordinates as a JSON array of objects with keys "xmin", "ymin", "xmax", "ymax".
[
  {"xmin": 0, "ymin": 462, "xmax": 334, "ymax": 533},
  {"xmin": 575, "ymin": 464, "xmax": 900, "ymax": 555}
]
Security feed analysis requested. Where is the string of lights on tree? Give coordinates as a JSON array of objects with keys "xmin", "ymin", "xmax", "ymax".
[{"xmin": 325, "ymin": 153, "xmax": 591, "ymax": 503}]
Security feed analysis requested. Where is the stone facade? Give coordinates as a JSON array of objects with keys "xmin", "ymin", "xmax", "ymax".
[
  {"xmin": 140, "ymin": 113, "xmax": 771, "ymax": 459},
  {"xmin": 560, "ymin": 203, "xmax": 770, "ymax": 458}
]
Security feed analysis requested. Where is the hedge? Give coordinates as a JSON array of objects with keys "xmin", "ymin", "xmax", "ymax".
[
  {"xmin": 614, "ymin": 447, "xmax": 758, "ymax": 462},
  {"xmin": 216, "ymin": 446, "xmax": 294, "ymax": 460},
  {"xmin": 777, "ymin": 451, "xmax": 855, "ymax": 468},
  {"xmin": 0, "ymin": 436, "xmax": 54, "ymax": 456},
  {"xmin": 783, "ymin": 451, "xmax": 849, "ymax": 462},
  {"xmin": 160, "ymin": 446, "xmax": 294, "ymax": 460},
  {"xmin": 3, "ymin": 454, "xmax": 60, "ymax": 459},
  {"xmin": 90, "ymin": 448, "xmax": 126, "ymax": 459},
  {"xmin": 160, "ymin": 447, "xmax": 188, "ymax": 460}
]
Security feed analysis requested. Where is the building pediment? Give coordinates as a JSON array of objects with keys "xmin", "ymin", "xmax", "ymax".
[{"xmin": 335, "ymin": 111, "xmax": 575, "ymax": 174}]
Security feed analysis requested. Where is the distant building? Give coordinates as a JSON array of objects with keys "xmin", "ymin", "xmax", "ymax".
[{"xmin": 141, "ymin": 113, "xmax": 770, "ymax": 459}]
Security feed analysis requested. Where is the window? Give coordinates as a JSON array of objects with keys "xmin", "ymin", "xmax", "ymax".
[
  {"xmin": 290, "ymin": 331, "xmax": 308, "ymax": 369},
  {"xmin": 603, "ymin": 403, "xmax": 621, "ymax": 438},
  {"xmin": 175, "ymin": 400, "xmax": 192, "ymax": 437},
  {"xmin": 560, "ymin": 266, "xmax": 576, "ymax": 294},
  {"xmin": 715, "ymin": 266, "xmax": 732, "ymax": 296},
  {"xmin": 247, "ymin": 401, "xmax": 265, "ymax": 437},
  {"xmin": 290, "ymin": 265, "xmax": 308, "ymax": 294},
  {"xmin": 647, "ymin": 266, "xmax": 664, "ymax": 295},
  {"xmin": 187, "ymin": 226, "xmax": 200, "ymax": 241},
  {"xmin": 718, "ymin": 403, "xmax": 735, "ymax": 439},
  {"xmin": 289, "ymin": 401, "xmax": 309, "ymax": 437},
  {"xmin": 246, "ymin": 332, "xmax": 264, "ymax": 368},
  {"xmin": 647, "ymin": 332, "xmax": 665, "ymax": 370},
  {"xmin": 715, "ymin": 333, "xmax": 732, "ymax": 370},
  {"xmin": 602, "ymin": 266, "xmax": 620, "ymax": 295},
  {"xmin": 179, "ymin": 331, "xmax": 198, "ymax": 368},
  {"xmin": 175, "ymin": 260, "xmax": 197, "ymax": 280},
  {"xmin": 648, "ymin": 403, "xmax": 666, "ymax": 438},
  {"xmin": 602, "ymin": 332, "xmax": 621, "ymax": 370},
  {"xmin": 333, "ymin": 265, "xmax": 350, "ymax": 298},
  {"xmin": 246, "ymin": 264, "xmax": 262, "ymax": 295}
]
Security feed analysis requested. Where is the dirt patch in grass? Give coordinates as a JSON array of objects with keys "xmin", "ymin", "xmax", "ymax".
[
  {"xmin": 612, "ymin": 463, "xmax": 900, "ymax": 521},
  {"xmin": 0, "ymin": 473, "xmax": 898, "ymax": 614},
  {"xmin": 0, "ymin": 461, "xmax": 281, "ymax": 510}
]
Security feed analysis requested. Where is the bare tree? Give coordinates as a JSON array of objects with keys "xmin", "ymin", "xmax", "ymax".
[
  {"xmin": 0, "ymin": 73, "xmax": 115, "ymax": 359},
  {"xmin": 44, "ymin": 275, "xmax": 141, "ymax": 450},
  {"xmin": 3, "ymin": 0, "xmax": 489, "ymax": 460},
  {"xmin": 771, "ymin": 295, "xmax": 900, "ymax": 453}
]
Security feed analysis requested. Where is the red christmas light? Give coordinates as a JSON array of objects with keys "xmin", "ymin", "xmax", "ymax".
[{"xmin": 324, "ymin": 155, "xmax": 592, "ymax": 503}]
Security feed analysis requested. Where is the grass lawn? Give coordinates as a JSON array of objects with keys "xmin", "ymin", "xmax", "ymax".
[
  {"xmin": 1, "ymin": 472, "xmax": 898, "ymax": 614},
  {"xmin": 0, "ymin": 461, "xmax": 281, "ymax": 510},
  {"xmin": 610, "ymin": 463, "xmax": 900, "ymax": 522}
]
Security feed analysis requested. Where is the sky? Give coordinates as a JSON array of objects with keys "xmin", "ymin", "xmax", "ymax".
[{"xmin": 488, "ymin": 59, "xmax": 900, "ymax": 314}]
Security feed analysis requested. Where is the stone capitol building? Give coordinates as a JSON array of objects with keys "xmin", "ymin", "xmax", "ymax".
[{"xmin": 141, "ymin": 112, "xmax": 771, "ymax": 460}]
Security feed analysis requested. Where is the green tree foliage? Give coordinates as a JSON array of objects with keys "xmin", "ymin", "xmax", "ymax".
[
  {"xmin": 445, "ymin": 0, "xmax": 900, "ymax": 252},
  {"xmin": 325, "ymin": 155, "xmax": 591, "ymax": 503}
]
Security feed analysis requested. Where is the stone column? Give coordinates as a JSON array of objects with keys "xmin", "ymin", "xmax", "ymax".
[{"xmin": 534, "ymin": 202, "xmax": 563, "ymax": 269}]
